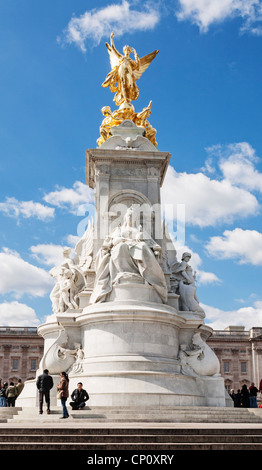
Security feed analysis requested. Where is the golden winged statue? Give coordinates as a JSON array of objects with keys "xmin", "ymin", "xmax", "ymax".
[{"xmin": 102, "ymin": 32, "xmax": 159, "ymax": 108}]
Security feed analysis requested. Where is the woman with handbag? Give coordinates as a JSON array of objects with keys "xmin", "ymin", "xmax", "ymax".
[{"xmin": 57, "ymin": 371, "xmax": 69, "ymax": 419}]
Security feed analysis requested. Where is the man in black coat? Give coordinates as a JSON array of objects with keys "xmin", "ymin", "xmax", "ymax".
[
  {"xmin": 70, "ymin": 382, "xmax": 89, "ymax": 410},
  {"xmin": 36, "ymin": 369, "xmax": 54, "ymax": 414}
]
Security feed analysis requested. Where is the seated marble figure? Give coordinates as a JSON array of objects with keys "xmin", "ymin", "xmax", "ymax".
[{"xmin": 89, "ymin": 207, "xmax": 167, "ymax": 304}]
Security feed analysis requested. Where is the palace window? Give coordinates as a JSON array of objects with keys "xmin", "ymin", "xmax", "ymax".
[
  {"xmin": 12, "ymin": 359, "xmax": 19, "ymax": 371},
  {"xmin": 30, "ymin": 359, "xmax": 37, "ymax": 371}
]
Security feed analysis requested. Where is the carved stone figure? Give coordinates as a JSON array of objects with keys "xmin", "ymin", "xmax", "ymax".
[
  {"xmin": 179, "ymin": 332, "xmax": 220, "ymax": 377},
  {"xmin": 74, "ymin": 218, "xmax": 94, "ymax": 275},
  {"xmin": 59, "ymin": 268, "xmax": 79, "ymax": 311},
  {"xmin": 89, "ymin": 207, "xmax": 167, "ymax": 304},
  {"xmin": 38, "ymin": 330, "xmax": 77, "ymax": 375},
  {"xmin": 178, "ymin": 343, "xmax": 199, "ymax": 377},
  {"xmin": 49, "ymin": 261, "xmax": 84, "ymax": 314},
  {"xmin": 170, "ymin": 252, "xmax": 205, "ymax": 316},
  {"xmin": 69, "ymin": 346, "xmax": 85, "ymax": 374},
  {"xmin": 49, "ymin": 220, "xmax": 94, "ymax": 314}
]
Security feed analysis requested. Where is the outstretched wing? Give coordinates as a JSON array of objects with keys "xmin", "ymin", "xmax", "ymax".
[
  {"xmin": 74, "ymin": 218, "xmax": 94, "ymax": 272},
  {"xmin": 105, "ymin": 42, "xmax": 122, "ymax": 70},
  {"xmin": 133, "ymin": 50, "xmax": 159, "ymax": 81}
]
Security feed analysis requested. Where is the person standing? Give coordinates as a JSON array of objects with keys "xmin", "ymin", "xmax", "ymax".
[
  {"xmin": 36, "ymin": 369, "xmax": 54, "ymax": 415},
  {"xmin": 240, "ymin": 384, "xmax": 250, "ymax": 407},
  {"xmin": 234, "ymin": 389, "xmax": 241, "ymax": 407},
  {"xmin": 6, "ymin": 382, "xmax": 17, "ymax": 407},
  {"xmin": 229, "ymin": 389, "xmax": 236, "ymax": 406},
  {"xmin": 249, "ymin": 382, "xmax": 259, "ymax": 408},
  {"xmin": 70, "ymin": 382, "xmax": 89, "ymax": 410},
  {"xmin": 0, "ymin": 382, "xmax": 8, "ymax": 407},
  {"xmin": 57, "ymin": 371, "xmax": 69, "ymax": 419},
  {"xmin": 15, "ymin": 379, "xmax": 24, "ymax": 401}
]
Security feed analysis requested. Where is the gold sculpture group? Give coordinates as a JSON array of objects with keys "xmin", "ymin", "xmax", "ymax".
[{"xmin": 97, "ymin": 32, "xmax": 158, "ymax": 147}]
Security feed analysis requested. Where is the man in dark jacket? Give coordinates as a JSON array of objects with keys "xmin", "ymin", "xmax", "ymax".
[
  {"xmin": 70, "ymin": 382, "xmax": 89, "ymax": 410},
  {"xmin": 36, "ymin": 369, "xmax": 54, "ymax": 414},
  {"xmin": 249, "ymin": 382, "xmax": 259, "ymax": 408}
]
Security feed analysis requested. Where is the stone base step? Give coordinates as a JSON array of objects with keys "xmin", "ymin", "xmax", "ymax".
[
  {"xmin": 0, "ymin": 407, "xmax": 22, "ymax": 423},
  {"xmin": 9, "ymin": 406, "xmax": 262, "ymax": 424},
  {"xmin": 1, "ymin": 433, "xmax": 262, "ymax": 443},
  {"xmin": 1, "ymin": 427, "xmax": 262, "ymax": 450},
  {"xmin": 1, "ymin": 443, "xmax": 262, "ymax": 450}
]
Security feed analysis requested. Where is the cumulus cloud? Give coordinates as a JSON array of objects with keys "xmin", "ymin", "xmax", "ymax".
[
  {"xmin": 65, "ymin": 234, "xmax": 80, "ymax": 247},
  {"xmin": 0, "ymin": 301, "xmax": 40, "ymax": 326},
  {"xmin": 30, "ymin": 244, "xmax": 65, "ymax": 267},
  {"xmin": 43, "ymin": 181, "xmax": 94, "ymax": 213},
  {"xmin": 206, "ymin": 228, "xmax": 262, "ymax": 265},
  {"xmin": 0, "ymin": 197, "xmax": 55, "ymax": 221},
  {"xmin": 161, "ymin": 165, "xmax": 258, "ymax": 228},
  {"xmin": 204, "ymin": 142, "xmax": 262, "ymax": 193},
  {"xmin": 176, "ymin": 0, "xmax": 262, "ymax": 35},
  {"xmin": 0, "ymin": 248, "xmax": 53, "ymax": 297},
  {"xmin": 59, "ymin": 0, "xmax": 160, "ymax": 51},
  {"xmin": 203, "ymin": 300, "xmax": 262, "ymax": 330}
]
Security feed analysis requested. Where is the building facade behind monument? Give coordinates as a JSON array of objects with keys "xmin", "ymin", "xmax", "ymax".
[
  {"xmin": 208, "ymin": 326, "xmax": 262, "ymax": 394},
  {"xmin": 0, "ymin": 327, "xmax": 44, "ymax": 383}
]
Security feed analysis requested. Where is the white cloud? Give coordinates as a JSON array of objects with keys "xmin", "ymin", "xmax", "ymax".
[
  {"xmin": 206, "ymin": 142, "xmax": 262, "ymax": 193},
  {"xmin": 206, "ymin": 228, "xmax": 262, "ymax": 265},
  {"xmin": 0, "ymin": 197, "xmax": 55, "ymax": 221},
  {"xmin": 43, "ymin": 181, "xmax": 94, "ymax": 213},
  {"xmin": 176, "ymin": 0, "xmax": 262, "ymax": 35},
  {"xmin": 60, "ymin": 0, "xmax": 160, "ymax": 51},
  {"xmin": 65, "ymin": 234, "xmax": 80, "ymax": 247},
  {"xmin": 197, "ymin": 270, "xmax": 221, "ymax": 284},
  {"xmin": 30, "ymin": 238, "xmax": 83, "ymax": 268},
  {"xmin": 30, "ymin": 244, "xmax": 65, "ymax": 267},
  {"xmin": 0, "ymin": 248, "xmax": 53, "ymax": 297},
  {"xmin": 203, "ymin": 301, "xmax": 262, "ymax": 330},
  {"xmin": 161, "ymin": 165, "xmax": 258, "ymax": 227},
  {"xmin": 0, "ymin": 301, "xmax": 40, "ymax": 326}
]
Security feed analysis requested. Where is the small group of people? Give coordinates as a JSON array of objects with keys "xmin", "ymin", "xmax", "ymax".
[
  {"xmin": 230, "ymin": 382, "xmax": 260, "ymax": 408},
  {"xmin": 0, "ymin": 379, "xmax": 24, "ymax": 407},
  {"xmin": 36, "ymin": 369, "xmax": 89, "ymax": 418}
]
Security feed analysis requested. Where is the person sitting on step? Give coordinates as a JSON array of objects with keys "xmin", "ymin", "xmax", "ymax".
[{"xmin": 70, "ymin": 382, "xmax": 89, "ymax": 410}]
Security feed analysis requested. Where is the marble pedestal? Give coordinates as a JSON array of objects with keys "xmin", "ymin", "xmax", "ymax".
[{"xmin": 17, "ymin": 289, "xmax": 226, "ymax": 408}]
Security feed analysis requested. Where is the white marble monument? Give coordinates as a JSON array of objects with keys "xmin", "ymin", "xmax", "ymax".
[{"xmin": 17, "ymin": 33, "xmax": 228, "ymax": 409}]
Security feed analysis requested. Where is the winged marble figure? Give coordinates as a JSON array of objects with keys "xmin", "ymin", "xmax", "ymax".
[
  {"xmin": 102, "ymin": 32, "xmax": 159, "ymax": 107},
  {"xmin": 74, "ymin": 218, "xmax": 94, "ymax": 275}
]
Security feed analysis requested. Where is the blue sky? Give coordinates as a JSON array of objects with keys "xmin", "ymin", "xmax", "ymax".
[{"xmin": 0, "ymin": 0, "xmax": 262, "ymax": 329}]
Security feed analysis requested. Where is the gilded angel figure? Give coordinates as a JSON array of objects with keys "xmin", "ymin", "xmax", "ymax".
[{"xmin": 102, "ymin": 32, "xmax": 159, "ymax": 107}]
